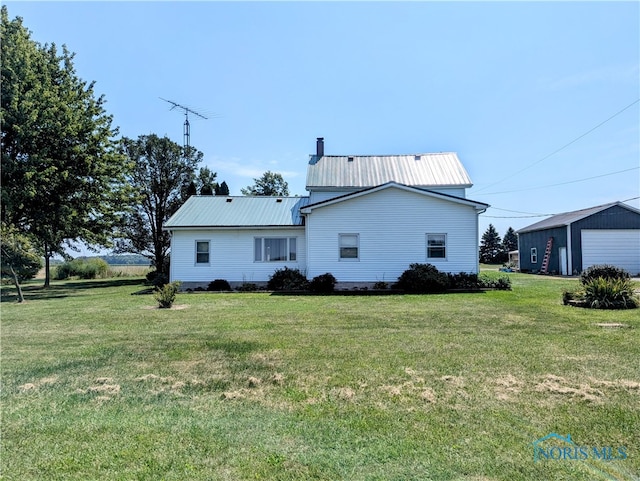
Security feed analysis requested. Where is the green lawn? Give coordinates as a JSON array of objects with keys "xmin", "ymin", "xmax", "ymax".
[{"xmin": 2, "ymin": 274, "xmax": 639, "ymax": 480}]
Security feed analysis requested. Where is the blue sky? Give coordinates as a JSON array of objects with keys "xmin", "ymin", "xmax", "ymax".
[{"xmin": 5, "ymin": 1, "xmax": 639, "ymax": 244}]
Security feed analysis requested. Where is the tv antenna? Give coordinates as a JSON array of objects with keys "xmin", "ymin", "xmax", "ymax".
[{"xmin": 160, "ymin": 97, "xmax": 208, "ymax": 152}]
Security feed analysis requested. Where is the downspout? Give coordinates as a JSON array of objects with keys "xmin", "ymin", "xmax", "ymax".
[{"xmin": 476, "ymin": 206, "xmax": 487, "ymax": 274}]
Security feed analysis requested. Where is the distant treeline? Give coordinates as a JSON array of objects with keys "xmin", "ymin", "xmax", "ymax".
[{"xmin": 97, "ymin": 255, "xmax": 150, "ymax": 265}]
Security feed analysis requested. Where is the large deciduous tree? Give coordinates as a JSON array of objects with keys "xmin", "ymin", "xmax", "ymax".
[
  {"xmin": 117, "ymin": 134, "xmax": 202, "ymax": 274},
  {"xmin": 1, "ymin": 6, "xmax": 130, "ymax": 286},
  {"xmin": 241, "ymin": 171, "xmax": 289, "ymax": 196}
]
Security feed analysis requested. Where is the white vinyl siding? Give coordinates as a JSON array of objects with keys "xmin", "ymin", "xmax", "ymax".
[
  {"xmin": 581, "ymin": 229, "xmax": 640, "ymax": 275},
  {"xmin": 170, "ymin": 228, "xmax": 305, "ymax": 283},
  {"xmin": 305, "ymin": 186, "xmax": 481, "ymax": 281}
]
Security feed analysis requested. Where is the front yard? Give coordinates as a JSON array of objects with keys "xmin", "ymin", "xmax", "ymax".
[{"xmin": 1, "ymin": 274, "xmax": 638, "ymax": 480}]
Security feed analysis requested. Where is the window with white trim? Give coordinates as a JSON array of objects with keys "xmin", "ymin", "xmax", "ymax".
[
  {"xmin": 195, "ymin": 241, "xmax": 210, "ymax": 265},
  {"xmin": 530, "ymin": 248, "xmax": 537, "ymax": 264},
  {"xmin": 339, "ymin": 234, "xmax": 359, "ymax": 260},
  {"xmin": 427, "ymin": 234, "xmax": 446, "ymax": 259},
  {"xmin": 254, "ymin": 237, "xmax": 297, "ymax": 262}
]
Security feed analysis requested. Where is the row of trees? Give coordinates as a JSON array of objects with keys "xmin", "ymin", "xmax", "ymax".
[
  {"xmin": 480, "ymin": 224, "xmax": 518, "ymax": 264},
  {"xmin": 0, "ymin": 7, "xmax": 289, "ymax": 299}
]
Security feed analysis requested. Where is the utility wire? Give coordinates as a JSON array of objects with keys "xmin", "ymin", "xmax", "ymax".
[
  {"xmin": 474, "ymin": 166, "xmax": 639, "ymax": 195},
  {"xmin": 473, "ymin": 98, "xmax": 640, "ymax": 194}
]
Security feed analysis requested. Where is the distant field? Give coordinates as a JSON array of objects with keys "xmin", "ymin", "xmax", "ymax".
[
  {"xmin": 1, "ymin": 274, "xmax": 638, "ymax": 480},
  {"xmin": 35, "ymin": 264, "xmax": 152, "ymax": 280}
]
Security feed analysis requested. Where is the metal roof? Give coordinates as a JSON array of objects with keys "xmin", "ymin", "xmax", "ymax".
[
  {"xmin": 164, "ymin": 196, "xmax": 310, "ymax": 228},
  {"xmin": 516, "ymin": 202, "xmax": 638, "ymax": 233},
  {"xmin": 306, "ymin": 152, "xmax": 473, "ymax": 190}
]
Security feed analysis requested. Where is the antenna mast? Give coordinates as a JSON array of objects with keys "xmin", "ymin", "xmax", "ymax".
[{"xmin": 160, "ymin": 97, "xmax": 208, "ymax": 152}]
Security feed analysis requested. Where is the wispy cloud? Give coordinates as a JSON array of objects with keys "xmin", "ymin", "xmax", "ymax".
[{"xmin": 541, "ymin": 63, "xmax": 639, "ymax": 91}]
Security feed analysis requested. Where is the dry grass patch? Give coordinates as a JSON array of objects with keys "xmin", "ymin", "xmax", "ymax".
[{"xmin": 534, "ymin": 374, "xmax": 605, "ymax": 403}]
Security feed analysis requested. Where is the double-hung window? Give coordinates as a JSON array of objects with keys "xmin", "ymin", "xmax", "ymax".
[
  {"xmin": 427, "ymin": 234, "xmax": 446, "ymax": 259},
  {"xmin": 530, "ymin": 248, "xmax": 537, "ymax": 264},
  {"xmin": 195, "ymin": 241, "xmax": 210, "ymax": 265},
  {"xmin": 339, "ymin": 234, "xmax": 359, "ymax": 260},
  {"xmin": 254, "ymin": 237, "xmax": 297, "ymax": 262}
]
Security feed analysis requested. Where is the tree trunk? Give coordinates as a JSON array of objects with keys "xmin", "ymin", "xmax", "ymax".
[
  {"xmin": 9, "ymin": 264, "xmax": 25, "ymax": 303},
  {"xmin": 44, "ymin": 243, "xmax": 51, "ymax": 288}
]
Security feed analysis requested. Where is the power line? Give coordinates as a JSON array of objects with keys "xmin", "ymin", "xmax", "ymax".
[
  {"xmin": 473, "ymin": 98, "xmax": 640, "ymax": 194},
  {"xmin": 474, "ymin": 166, "xmax": 639, "ymax": 196}
]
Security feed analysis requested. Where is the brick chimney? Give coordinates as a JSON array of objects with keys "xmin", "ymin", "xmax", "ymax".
[{"xmin": 316, "ymin": 137, "xmax": 324, "ymax": 157}]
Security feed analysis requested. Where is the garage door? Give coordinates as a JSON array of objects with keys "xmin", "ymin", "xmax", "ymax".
[{"xmin": 581, "ymin": 229, "xmax": 640, "ymax": 275}]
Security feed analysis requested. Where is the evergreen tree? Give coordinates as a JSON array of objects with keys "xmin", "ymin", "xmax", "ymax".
[
  {"xmin": 215, "ymin": 181, "xmax": 230, "ymax": 196},
  {"xmin": 502, "ymin": 227, "xmax": 518, "ymax": 255},
  {"xmin": 1, "ymin": 7, "xmax": 130, "ymax": 286},
  {"xmin": 479, "ymin": 224, "xmax": 503, "ymax": 264}
]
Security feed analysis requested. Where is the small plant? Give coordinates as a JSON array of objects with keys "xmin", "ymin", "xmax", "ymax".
[
  {"xmin": 582, "ymin": 277, "xmax": 638, "ymax": 309},
  {"xmin": 207, "ymin": 279, "xmax": 231, "ymax": 291},
  {"xmin": 393, "ymin": 263, "xmax": 450, "ymax": 293},
  {"xmin": 153, "ymin": 281, "xmax": 181, "ymax": 309},
  {"xmin": 580, "ymin": 264, "xmax": 630, "ymax": 285},
  {"xmin": 236, "ymin": 282, "xmax": 259, "ymax": 292},
  {"xmin": 373, "ymin": 281, "xmax": 389, "ymax": 290},
  {"xmin": 267, "ymin": 267, "xmax": 309, "ymax": 291},
  {"xmin": 309, "ymin": 273, "xmax": 336, "ymax": 294}
]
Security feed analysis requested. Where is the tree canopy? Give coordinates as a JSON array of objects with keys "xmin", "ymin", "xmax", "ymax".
[
  {"xmin": 241, "ymin": 171, "xmax": 289, "ymax": 196},
  {"xmin": 1, "ymin": 6, "xmax": 130, "ymax": 286},
  {"xmin": 116, "ymin": 134, "xmax": 202, "ymax": 273}
]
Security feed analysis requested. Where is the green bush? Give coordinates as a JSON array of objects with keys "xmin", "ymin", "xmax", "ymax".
[
  {"xmin": 478, "ymin": 274, "xmax": 512, "ymax": 290},
  {"xmin": 447, "ymin": 272, "xmax": 479, "ymax": 289},
  {"xmin": 393, "ymin": 263, "xmax": 450, "ymax": 293},
  {"xmin": 207, "ymin": 279, "xmax": 231, "ymax": 291},
  {"xmin": 54, "ymin": 258, "xmax": 108, "ymax": 280},
  {"xmin": 309, "ymin": 273, "xmax": 336, "ymax": 294},
  {"xmin": 146, "ymin": 270, "xmax": 169, "ymax": 287},
  {"xmin": 153, "ymin": 281, "xmax": 181, "ymax": 309},
  {"xmin": 373, "ymin": 281, "xmax": 389, "ymax": 290},
  {"xmin": 582, "ymin": 277, "xmax": 638, "ymax": 309},
  {"xmin": 267, "ymin": 267, "xmax": 309, "ymax": 291},
  {"xmin": 580, "ymin": 264, "xmax": 630, "ymax": 285}
]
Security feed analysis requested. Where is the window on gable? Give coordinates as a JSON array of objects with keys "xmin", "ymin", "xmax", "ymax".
[
  {"xmin": 196, "ymin": 241, "xmax": 210, "ymax": 265},
  {"xmin": 254, "ymin": 237, "xmax": 297, "ymax": 262},
  {"xmin": 530, "ymin": 248, "xmax": 537, "ymax": 264},
  {"xmin": 427, "ymin": 234, "xmax": 446, "ymax": 259},
  {"xmin": 339, "ymin": 234, "xmax": 359, "ymax": 260}
]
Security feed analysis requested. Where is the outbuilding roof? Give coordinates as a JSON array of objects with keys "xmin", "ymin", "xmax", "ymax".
[
  {"xmin": 164, "ymin": 196, "xmax": 310, "ymax": 229},
  {"xmin": 516, "ymin": 201, "xmax": 640, "ymax": 234},
  {"xmin": 306, "ymin": 152, "xmax": 473, "ymax": 190}
]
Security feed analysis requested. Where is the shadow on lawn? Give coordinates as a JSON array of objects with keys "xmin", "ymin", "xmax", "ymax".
[
  {"xmin": 0, "ymin": 278, "xmax": 146, "ymax": 303},
  {"xmin": 269, "ymin": 289, "xmax": 488, "ymax": 297}
]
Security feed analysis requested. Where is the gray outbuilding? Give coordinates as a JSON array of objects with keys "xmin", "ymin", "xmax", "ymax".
[{"xmin": 516, "ymin": 202, "xmax": 640, "ymax": 276}]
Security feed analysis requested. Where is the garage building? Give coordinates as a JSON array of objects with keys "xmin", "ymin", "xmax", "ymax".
[{"xmin": 517, "ymin": 202, "xmax": 640, "ymax": 276}]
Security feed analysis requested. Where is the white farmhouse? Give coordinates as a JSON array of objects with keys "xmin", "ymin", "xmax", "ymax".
[{"xmin": 165, "ymin": 138, "xmax": 489, "ymax": 288}]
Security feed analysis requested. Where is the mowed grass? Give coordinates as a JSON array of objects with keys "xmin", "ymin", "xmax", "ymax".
[{"xmin": 1, "ymin": 274, "xmax": 639, "ymax": 480}]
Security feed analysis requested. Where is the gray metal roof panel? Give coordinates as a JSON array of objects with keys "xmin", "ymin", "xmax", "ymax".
[
  {"xmin": 164, "ymin": 196, "xmax": 310, "ymax": 228},
  {"xmin": 306, "ymin": 152, "xmax": 473, "ymax": 189},
  {"xmin": 516, "ymin": 202, "xmax": 622, "ymax": 233}
]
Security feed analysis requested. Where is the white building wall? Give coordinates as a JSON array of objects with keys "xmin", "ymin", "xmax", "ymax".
[
  {"xmin": 169, "ymin": 227, "xmax": 306, "ymax": 284},
  {"xmin": 305, "ymin": 187, "xmax": 480, "ymax": 282},
  {"xmin": 309, "ymin": 187, "xmax": 466, "ymax": 204}
]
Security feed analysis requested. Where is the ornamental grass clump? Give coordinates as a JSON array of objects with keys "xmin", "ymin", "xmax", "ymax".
[
  {"xmin": 564, "ymin": 265, "xmax": 638, "ymax": 310},
  {"xmin": 153, "ymin": 281, "xmax": 181, "ymax": 309}
]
